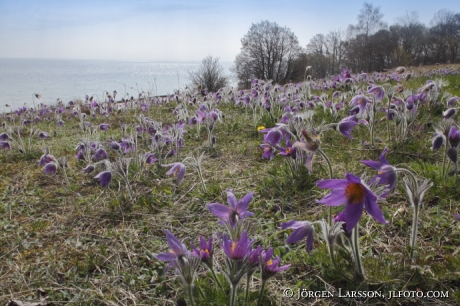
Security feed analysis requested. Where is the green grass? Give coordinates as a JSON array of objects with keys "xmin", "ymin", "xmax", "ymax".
[{"xmin": 1, "ymin": 67, "xmax": 460, "ymax": 305}]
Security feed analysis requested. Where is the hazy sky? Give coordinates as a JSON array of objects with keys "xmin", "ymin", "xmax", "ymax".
[{"xmin": 0, "ymin": 0, "xmax": 458, "ymax": 62}]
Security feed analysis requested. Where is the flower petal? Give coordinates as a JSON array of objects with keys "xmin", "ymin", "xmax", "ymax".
[
  {"xmin": 165, "ymin": 230, "xmax": 185, "ymax": 255},
  {"xmin": 364, "ymin": 193, "xmax": 387, "ymax": 224},
  {"xmin": 344, "ymin": 202, "xmax": 364, "ymax": 231},
  {"xmin": 236, "ymin": 192, "xmax": 254, "ymax": 214},
  {"xmin": 207, "ymin": 203, "xmax": 233, "ymax": 219},
  {"xmin": 360, "ymin": 160, "xmax": 384, "ymax": 170},
  {"xmin": 286, "ymin": 226, "xmax": 310, "ymax": 244},
  {"xmin": 155, "ymin": 252, "xmax": 177, "ymax": 262},
  {"xmin": 317, "ymin": 189, "xmax": 346, "ymax": 206},
  {"xmin": 280, "ymin": 220, "xmax": 310, "ymax": 230},
  {"xmin": 316, "ymin": 179, "xmax": 348, "ymax": 189},
  {"xmin": 226, "ymin": 189, "xmax": 237, "ymax": 209}
]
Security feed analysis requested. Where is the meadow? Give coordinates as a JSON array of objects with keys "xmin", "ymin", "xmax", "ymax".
[{"xmin": 1, "ymin": 65, "xmax": 460, "ymax": 306}]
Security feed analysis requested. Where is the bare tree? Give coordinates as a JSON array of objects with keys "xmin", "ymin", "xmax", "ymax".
[
  {"xmin": 392, "ymin": 11, "xmax": 428, "ymax": 65},
  {"xmin": 430, "ymin": 10, "xmax": 460, "ymax": 63},
  {"xmin": 234, "ymin": 20, "xmax": 302, "ymax": 87},
  {"xmin": 326, "ymin": 29, "xmax": 346, "ymax": 75},
  {"xmin": 347, "ymin": 2, "xmax": 387, "ymax": 72},
  {"xmin": 306, "ymin": 34, "xmax": 330, "ymax": 78},
  {"xmin": 350, "ymin": 2, "xmax": 387, "ymax": 37},
  {"xmin": 188, "ymin": 56, "xmax": 228, "ymax": 93}
]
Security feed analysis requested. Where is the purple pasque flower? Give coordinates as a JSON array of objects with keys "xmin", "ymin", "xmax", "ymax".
[
  {"xmin": 0, "ymin": 141, "xmax": 11, "ymax": 150},
  {"xmin": 162, "ymin": 162, "xmax": 186, "ymax": 184},
  {"xmin": 156, "ymin": 230, "xmax": 189, "ymax": 271},
  {"xmin": 221, "ymin": 231, "xmax": 252, "ymax": 260},
  {"xmin": 454, "ymin": 214, "xmax": 460, "ymax": 220},
  {"xmin": 44, "ymin": 162, "xmax": 57, "ymax": 175},
  {"xmin": 350, "ymin": 94, "xmax": 372, "ymax": 115},
  {"xmin": 278, "ymin": 139, "xmax": 296, "ymax": 157},
  {"xmin": 361, "ymin": 148, "xmax": 398, "ymax": 192},
  {"xmin": 188, "ymin": 116, "xmax": 197, "ymax": 125},
  {"xmin": 207, "ymin": 189, "xmax": 254, "ymax": 226},
  {"xmin": 337, "ymin": 115, "xmax": 359, "ymax": 139},
  {"xmin": 156, "ymin": 230, "xmax": 188, "ymax": 261},
  {"xmin": 260, "ymin": 143, "xmax": 275, "ymax": 160},
  {"xmin": 367, "ymin": 84, "xmax": 385, "ymax": 101},
  {"xmin": 120, "ymin": 137, "xmax": 135, "ymax": 153},
  {"xmin": 431, "ymin": 132, "xmax": 445, "ymax": 151},
  {"xmin": 448, "ymin": 126, "xmax": 460, "ymax": 148},
  {"xmin": 293, "ymin": 129, "xmax": 320, "ymax": 152},
  {"xmin": 260, "ymin": 247, "xmax": 290, "ymax": 281},
  {"xmin": 94, "ymin": 171, "xmax": 112, "ymax": 187},
  {"xmin": 100, "ymin": 123, "xmax": 110, "ymax": 131},
  {"xmin": 110, "ymin": 141, "xmax": 121, "ymax": 151},
  {"xmin": 280, "ymin": 220, "xmax": 314, "ymax": 254},
  {"xmin": 262, "ymin": 128, "xmax": 283, "ymax": 146},
  {"xmin": 293, "ymin": 129, "xmax": 321, "ymax": 173},
  {"xmin": 191, "ymin": 236, "xmax": 213, "ymax": 265},
  {"xmin": 405, "ymin": 95, "xmax": 418, "ymax": 110},
  {"xmin": 385, "ymin": 108, "xmax": 397, "ymax": 121},
  {"xmin": 316, "ymin": 173, "xmax": 387, "ymax": 231},
  {"xmin": 93, "ymin": 148, "xmax": 108, "ymax": 161},
  {"xmin": 447, "ymin": 96, "xmax": 460, "ymax": 107},
  {"xmin": 75, "ymin": 149, "xmax": 85, "ymax": 160},
  {"xmin": 165, "ymin": 149, "xmax": 176, "ymax": 159},
  {"xmin": 81, "ymin": 164, "xmax": 95, "ymax": 173},
  {"xmin": 0, "ymin": 132, "xmax": 9, "ymax": 141},
  {"xmin": 447, "ymin": 147, "xmax": 457, "ymax": 163},
  {"xmin": 443, "ymin": 108, "xmax": 456, "ymax": 119},
  {"xmin": 39, "ymin": 153, "xmax": 56, "ymax": 167},
  {"xmin": 144, "ymin": 152, "xmax": 158, "ymax": 164},
  {"xmin": 248, "ymin": 245, "xmax": 262, "ymax": 268},
  {"xmin": 38, "ymin": 131, "xmax": 50, "ymax": 139}
]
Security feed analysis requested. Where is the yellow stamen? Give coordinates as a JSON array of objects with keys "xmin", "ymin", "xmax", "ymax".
[
  {"xmin": 231, "ymin": 241, "xmax": 237, "ymax": 252},
  {"xmin": 201, "ymin": 248, "xmax": 210, "ymax": 256},
  {"xmin": 257, "ymin": 126, "xmax": 265, "ymax": 131},
  {"xmin": 286, "ymin": 147, "xmax": 291, "ymax": 153},
  {"xmin": 344, "ymin": 183, "xmax": 366, "ymax": 204},
  {"xmin": 267, "ymin": 259, "xmax": 273, "ymax": 265}
]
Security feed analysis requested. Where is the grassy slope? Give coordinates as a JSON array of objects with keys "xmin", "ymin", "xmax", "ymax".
[{"xmin": 1, "ymin": 66, "xmax": 460, "ymax": 306}]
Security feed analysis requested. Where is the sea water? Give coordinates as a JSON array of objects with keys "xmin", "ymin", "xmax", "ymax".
[{"xmin": 0, "ymin": 58, "xmax": 235, "ymax": 112}]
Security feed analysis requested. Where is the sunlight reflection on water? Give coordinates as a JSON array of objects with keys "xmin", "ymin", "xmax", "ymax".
[{"xmin": 0, "ymin": 58, "xmax": 234, "ymax": 111}]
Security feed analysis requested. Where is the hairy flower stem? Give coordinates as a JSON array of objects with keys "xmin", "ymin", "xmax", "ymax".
[
  {"xmin": 186, "ymin": 283, "xmax": 196, "ymax": 306},
  {"xmin": 387, "ymin": 94, "xmax": 392, "ymax": 145},
  {"xmin": 210, "ymin": 267, "xmax": 223, "ymax": 290},
  {"xmin": 442, "ymin": 144, "xmax": 449, "ymax": 176},
  {"xmin": 455, "ymin": 160, "xmax": 458, "ymax": 182},
  {"xmin": 396, "ymin": 168, "xmax": 418, "ymax": 191},
  {"xmin": 230, "ymin": 282, "xmax": 238, "ymax": 306},
  {"xmin": 327, "ymin": 242, "xmax": 339, "ymax": 272},
  {"xmin": 16, "ymin": 130, "xmax": 26, "ymax": 153},
  {"xmin": 370, "ymin": 103, "xmax": 376, "ymax": 147},
  {"xmin": 410, "ymin": 205, "xmax": 419, "ymax": 258},
  {"xmin": 244, "ymin": 273, "xmax": 251, "ymax": 306},
  {"xmin": 351, "ymin": 226, "xmax": 365, "ymax": 280},
  {"xmin": 253, "ymin": 108, "xmax": 257, "ymax": 128},
  {"xmin": 256, "ymin": 279, "xmax": 266, "ymax": 306},
  {"xmin": 197, "ymin": 166, "xmax": 207, "ymax": 193},
  {"xmin": 318, "ymin": 148, "xmax": 334, "ymax": 225},
  {"xmin": 62, "ymin": 167, "xmax": 70, "ymax": 186},
  {"xmin": 122, "ymin": 176, "xmax": 134, "ymax": 200}
]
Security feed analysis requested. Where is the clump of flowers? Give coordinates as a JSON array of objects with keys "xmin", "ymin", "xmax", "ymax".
[{"xmin": 155, "ymin": 188, "xmax": 289, "ymax": 306}]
